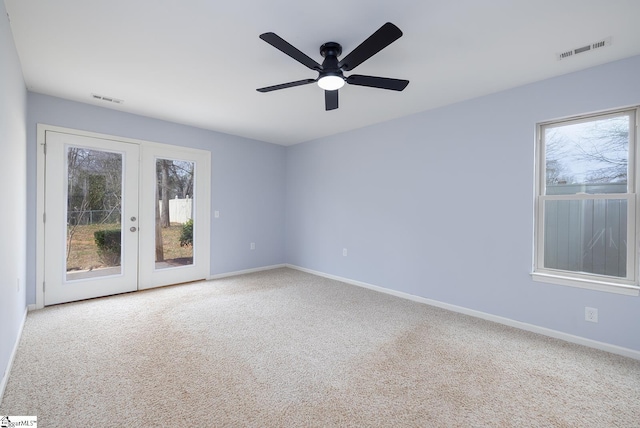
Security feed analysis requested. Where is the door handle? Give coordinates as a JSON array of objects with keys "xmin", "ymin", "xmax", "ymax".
[{"xmin": 130, "ymin": 226, "xmax": 137, "ymax": 232}]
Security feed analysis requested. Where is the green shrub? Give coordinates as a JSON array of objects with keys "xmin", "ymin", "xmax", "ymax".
[
  {"xmin": 94, "ymin": 229, "xmax": 121, "ymax": 266},
  {"xmin": 179, "ymin": 219, "xmax": 193, "ymax": 247}
]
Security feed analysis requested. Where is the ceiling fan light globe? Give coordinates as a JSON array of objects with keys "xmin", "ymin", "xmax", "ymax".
[{"xmin": 318, "ymin": 75, "xmax": 345, "ymax": 91}]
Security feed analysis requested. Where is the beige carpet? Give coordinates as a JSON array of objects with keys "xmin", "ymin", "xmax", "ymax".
[{"xmin": 2, "ymin": 268, "xmax": 639, "ymax": 427}]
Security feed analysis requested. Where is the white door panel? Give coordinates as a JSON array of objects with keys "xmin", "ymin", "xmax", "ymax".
[
  {"xmin": 138, "ymin": 145, "xmax": 211, "ymax": 289},
  {"xmin": 44, "ymin": 131, "xmax": 139, "ymax": 305}
]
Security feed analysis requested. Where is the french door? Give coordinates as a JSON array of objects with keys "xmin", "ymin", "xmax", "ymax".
[
  {"xmin": 138, "ymin": 145, "xmax": 211, "ymax": 290},
  {"xmin": 42, "ymin": 128, "xmax": 210, "ymax": 306}
]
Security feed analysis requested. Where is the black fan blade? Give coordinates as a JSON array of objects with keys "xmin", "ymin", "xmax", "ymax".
[
  {"xmin": 338, "ymin": 22, "xmax": 403, "ymax": 71},
  {"xmin": 257, "ymin": 79, "xmax": 316, "ymax": 93},
  {"xmin": 260, "ymin": 32, "xmax": 322, "ymax": 71},
  {"xmin": 346, "ymin": 75, "xmax": 409, "ymax": 91},
  {"xmin": 325, "ymin": 90, "xmax": 338, "ymax": 110}
]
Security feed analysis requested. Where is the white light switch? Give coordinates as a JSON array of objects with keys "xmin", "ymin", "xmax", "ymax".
[{"xmin": 214, "ymin": 211, "xmax": 219, "ymax": 218}]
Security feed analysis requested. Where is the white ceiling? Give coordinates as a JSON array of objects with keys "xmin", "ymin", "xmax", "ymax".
[{"xmin": 5, "ymin": 0, "xmax": 640, "ymax": 146}]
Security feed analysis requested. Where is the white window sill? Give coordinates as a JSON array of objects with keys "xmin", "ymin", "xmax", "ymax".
[{"xmin": 531, "ymin": 272, "xmax": 640, "ymax": 296}]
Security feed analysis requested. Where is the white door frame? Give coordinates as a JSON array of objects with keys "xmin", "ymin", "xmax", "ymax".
[{"xmin": 36, "ymin": 124, "xmax": 211, "ymax": 309}]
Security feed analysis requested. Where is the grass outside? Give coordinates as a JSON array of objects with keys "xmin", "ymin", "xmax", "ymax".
[{"xmin": 66, "ymin": 222, "xmax": 192, "ymax": 271}]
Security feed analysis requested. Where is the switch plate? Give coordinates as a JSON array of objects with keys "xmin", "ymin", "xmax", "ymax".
[
  {"xmin": 343, "ymin": 248, "xmax": 348, "ymax": 256},
  {"xmin": 250, "ymin": 242, "xmax": 255, "ymax": 250},
  {"xmin": 214, "ymin": 211, "xmax": 219, "ymax": 218}
]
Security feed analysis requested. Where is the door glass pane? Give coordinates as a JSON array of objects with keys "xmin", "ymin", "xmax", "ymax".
[
  {"xmin": 543, "ymin": 198, "xmax": 627, "ymax": 278},
  {"xmin": 66, "ymin": 147, "xmax": 123, "ymax": 280},
  {"xmin": 155, "ymin": 158, "xmax": 195, "ymax": 269}
]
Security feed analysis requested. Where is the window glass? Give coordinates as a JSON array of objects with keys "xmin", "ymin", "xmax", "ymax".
[
  {"xmin": 545, "ymin": 115, "xmax": 629, "ymax": 195},
  {"xmin": 543, "ymin": 198, "xmax": 627, "ymax": 278}
]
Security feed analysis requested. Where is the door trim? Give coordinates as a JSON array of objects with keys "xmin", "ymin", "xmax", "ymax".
[{"xmin": 36, "ymin": 124, "xmax": 211, "ymax": 308}]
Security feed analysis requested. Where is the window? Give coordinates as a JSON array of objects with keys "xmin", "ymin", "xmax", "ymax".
[{"xmin": 533, "ymin": 107, "xmax": 640, "ymax": 295}]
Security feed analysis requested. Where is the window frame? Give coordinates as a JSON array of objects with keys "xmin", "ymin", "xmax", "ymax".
[{"xmin": 532, "ymin": 107, "xmax": 640, "ymax": 296}]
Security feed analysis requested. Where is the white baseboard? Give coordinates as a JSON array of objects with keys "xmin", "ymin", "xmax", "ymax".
[
  {"xmin": 0, "ymin": 306, "xmax": 28, "ymax": 408},
  {"xmin": 208, "ymin": 264, "xmax": 287, "ymax": 280},
  {"xmin": 286, "ymin": 264, "xmax": 640, "ymax": 361}
]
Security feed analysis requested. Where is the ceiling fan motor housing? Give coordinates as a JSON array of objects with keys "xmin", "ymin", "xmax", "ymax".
[{"xmin": 319, "ymin": 42, "xmax": 343, "ymax": 80}]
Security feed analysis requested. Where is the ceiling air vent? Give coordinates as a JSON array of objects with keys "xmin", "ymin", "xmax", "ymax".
[
  {"xmin": 557, "ymin": 37, "xmax": 611, "ymax": 61},
  {"xmin": 91, "ymin": 93, "xmax": 124, "ymax": 104}
]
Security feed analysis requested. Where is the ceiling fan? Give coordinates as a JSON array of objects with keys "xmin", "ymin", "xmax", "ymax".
[{"xmin": 257, "ymin": 22, "xmax": 409, "ymax": 111}]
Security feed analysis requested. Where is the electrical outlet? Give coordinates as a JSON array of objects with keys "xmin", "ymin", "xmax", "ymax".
[
  {"xmin": 250, "ymin": 242, "xmax": 255, "ymax": 250},
  {"xmin": 343, "ymin": 248, "xmax": 348, "ymax": 256},
  {"xmin": 585, "ymin": 307, "xmax": 598, "ymax": 323}
]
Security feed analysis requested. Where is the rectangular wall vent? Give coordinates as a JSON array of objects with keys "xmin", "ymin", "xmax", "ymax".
[
  {"xmin": 557, "ymin": 37, "xmax": 611, "ymax": 61},
  {"xmin": 91, "ymin": 93, "xmax": 124, "ymax": 104}
]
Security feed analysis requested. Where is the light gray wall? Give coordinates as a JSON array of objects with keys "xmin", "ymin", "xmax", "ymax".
[
  {"xmin": 26, "ymin": 93, "xmax": 287, "ymax": 304},
  {"xmin": 286, "ymin": 55, "xmax": 640, "ymax": 352},
  {"xmin": 0, "ymin": 1, "xmax": 27, "ymax": 394}
]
